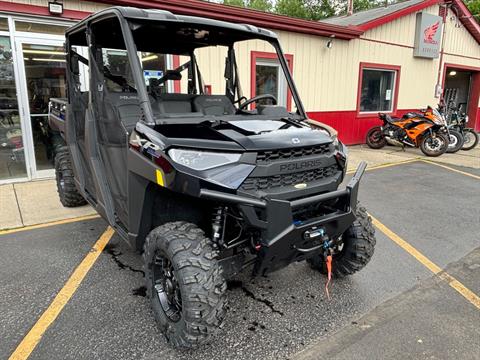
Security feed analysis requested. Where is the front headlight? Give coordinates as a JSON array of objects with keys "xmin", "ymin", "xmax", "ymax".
[
  {"xmin": 332, "ymin": 134, "xmax": 339, "ymax": 148},
  {"xmin": 168, "ymin": 148, "xmax": 241, "ymax": 171}
]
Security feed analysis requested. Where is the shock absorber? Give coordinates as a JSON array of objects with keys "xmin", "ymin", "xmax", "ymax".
[{"xmin": 212, "ymin": 206, "xmax": 227, "ymax": 247}]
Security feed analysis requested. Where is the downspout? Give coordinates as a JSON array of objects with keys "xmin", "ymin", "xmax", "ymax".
[{"xmin": 435, "ymin": 2, "xmax": 449, "ymax": 100}]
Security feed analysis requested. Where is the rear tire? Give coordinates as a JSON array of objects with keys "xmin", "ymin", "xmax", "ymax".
[
  {"xmin": 307, "ymin": 204, "xmax": 376, "ymax": 278},
  {"xmin": 420, "ymin": 133, "xmax": 449, "ymax": 157},
  {"xmin": 461, "ymin": 129, "xmax": 479, "ymax": 151},
  {"xmin": 366, "ymin": 126, "xmax": 386, "ymax": 149},
  {"xmin": 54, "ymin": 148, "xmax": 86, "ymax": 207},
  {"xmin": 144, "ymin": 222, "xmax": 227, "ymax": 348},
  {"xmin": 446, "ymin": 129, "xmax": 464, "ymax": 153}
]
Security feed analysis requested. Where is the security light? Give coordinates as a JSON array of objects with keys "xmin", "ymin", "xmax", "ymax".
[
  {"xmin": 326, "ymin": 35, "xmax": 335, "ymax": 49},
  {"xmin": 449, "ymin": 70, "xmax": 457, "ymax": 76},
  {"xmin": 48, "ymin": 1, "xmax": 63, "ymax": 15}
]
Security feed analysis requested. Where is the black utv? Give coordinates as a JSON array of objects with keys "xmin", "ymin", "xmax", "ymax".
[{"xmin": 48, "ymin": 7, "xmax": 376, "ymax": 348}]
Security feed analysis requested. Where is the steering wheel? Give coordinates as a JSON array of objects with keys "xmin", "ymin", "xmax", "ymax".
[
  {"xmin": 238, "ymin": 94, "xmax": 277, "ymax": 110},
  {"xmin": 233, "ymin": 96, "xmax": 248, "ymax": 105}
]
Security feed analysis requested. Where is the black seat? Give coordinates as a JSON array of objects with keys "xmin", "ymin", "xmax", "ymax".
[
  {"xmin": 390, "ymin": 116, "xmax": 403, "ymax": 122},
  {"xmin": 156, "ymin": 94, "xmax": 194, "ymax": 113},
  {"xmin": 380, "ymin": 113, "xmax": 401, "ymax": 123},
  {"xmin": 402, "ymin": 112, "xmax": 421, "ymax": 120},
  {"xmin": 101, "ymin": 92, "xmax": 142, "ymax": 143},
  {"xmin": 193, "ymin": 95, "xmax": 236, "ymax": 116},
  {"xmin": 96, "ymin": 91, "xmax": 143, "ymax": 227},
  {"xmin": 151, "ymin": 93, "xmax": 203, "ymax": 118}
]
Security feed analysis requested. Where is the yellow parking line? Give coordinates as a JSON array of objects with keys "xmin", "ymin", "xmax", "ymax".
[
  {"xmin": 0, "ymin": 214, "xmax": 100, "ymax": 236},
  {"xmin": 438, "ymin": 272, "xmax": 480, "ymax": 309},
  {"xmin": 420, "ymin": 159, "xmax": 480, "ymax": 180},
  {"xmin": 370, "ymin": 215, "xmax": 480, "ymax": 310},
  {"xmin": 346, "ymin": 158, "xmax": 420, "ymax": 175},
  {"xmin": 8, "ymin": 226, "xmax": 115, "ymax": 360}
]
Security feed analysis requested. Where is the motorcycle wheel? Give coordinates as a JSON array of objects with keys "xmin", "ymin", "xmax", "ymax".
[
  {"xmin": 365, "ymin": 126, "xmax": 386, "ymax": 149},
  {"xmin": 420, "ymin": 133, "xmax": 449, "ymax": 157},
  {"xmin": 446, "ymin": 129, "xmax": 464, "ymax": 153},
  {"xmin": 461, "ymin": 129, "xmax": 479, "ymax": 151}
]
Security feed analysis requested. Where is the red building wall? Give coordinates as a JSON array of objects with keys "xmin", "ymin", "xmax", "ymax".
[{"xmin": 308, "ymin": 109, "xmax": 420, "ymax": 145}]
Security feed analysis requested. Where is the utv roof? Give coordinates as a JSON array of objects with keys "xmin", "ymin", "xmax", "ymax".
[{"xmin": 67, "ymin": 6, "xmax": 277, "ymax": 40}]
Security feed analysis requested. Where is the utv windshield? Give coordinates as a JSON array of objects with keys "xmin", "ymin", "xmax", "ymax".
[{"xmin": 86, "ymin": 16, "xmax": 304, "ymax": 123}]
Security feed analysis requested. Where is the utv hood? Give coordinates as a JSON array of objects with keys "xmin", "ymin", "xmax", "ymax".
[{"xmin": 155, "ymin": 119, "xmax": 333, "ymax": 151}]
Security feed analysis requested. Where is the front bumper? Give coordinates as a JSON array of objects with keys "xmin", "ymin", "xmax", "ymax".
[{"xmin": 200, "ymin": 161, "xmax": 367, "ymax": 275}]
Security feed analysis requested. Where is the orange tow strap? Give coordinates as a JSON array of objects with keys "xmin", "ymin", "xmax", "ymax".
[{"xmin": 325, "ymin": 255, "xmax": 333, "ymax": 300}]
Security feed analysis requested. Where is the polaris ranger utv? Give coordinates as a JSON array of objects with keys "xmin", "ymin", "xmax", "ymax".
[{"xmin": 48, "ymin": 7, "xmax": 376, "ymax": 348}]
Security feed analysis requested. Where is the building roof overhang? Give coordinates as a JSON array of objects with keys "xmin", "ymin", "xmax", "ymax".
[
  {"xmin": 94, "ymin": 0, "xmax": 363, "ymax": 39},
  {"xmin": 448, "ymin": 0, "xmax": 480, "ymax": 45},
  {"xmin": 0, "ymin": 0, "xmax": 361, "ymax": 39},
  {"xmin": 0, "ymin": 0, "xmax": 478, "ymax": 45}
]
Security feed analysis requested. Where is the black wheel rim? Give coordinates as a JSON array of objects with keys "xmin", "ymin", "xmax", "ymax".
[
  {"xmin": 425, "ymin": 136, "xmax": 444, "ymax": 151},
  {"xmin": 368, "ymin": 130, "xmax": 383, "ymax": 144},
  {"xmin": 152, "ymin": 253, "xmax": 182, "ymax": 322},
  {"xmin": 464, "ymin": 132, "xmax": 473, "ymax": 145}
]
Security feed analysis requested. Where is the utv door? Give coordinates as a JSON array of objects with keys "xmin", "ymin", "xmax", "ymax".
[
  {"xmin": 65, "ymin": 32, "xmax": 97, "ymax": 202},
  {"xmin": 84, "ymin": 16, "xmax": 142, "ymax": 230}
]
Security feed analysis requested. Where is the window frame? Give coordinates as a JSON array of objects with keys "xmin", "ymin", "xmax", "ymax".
[
  {"xmin": 250, "ymin": 51, "xmax": 294, "ymax": 111},
  {"xmin": 356, "ymin": 62, "xmax": 401, "ymax": 117}
]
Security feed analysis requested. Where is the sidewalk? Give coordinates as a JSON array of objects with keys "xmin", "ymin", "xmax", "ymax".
[
  {"xmin": 346, "ymin": 144, "xmax": 480, "ymax": 172},
  {"xmin": 1, "ymin": 145, "xmax": 478, "ymax": 230},
  {"xmin": 0, "ymin": 180, "xmax": 95, "ymax": 230}
]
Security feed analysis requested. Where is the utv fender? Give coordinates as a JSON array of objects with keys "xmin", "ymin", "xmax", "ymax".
[
  {"xmin": 127, "ymin": 169, "xmax": 211, "ymax": 252},
  {"xmin": 128, "ymin": 171, "xmax": 154, "ymax": 251}
]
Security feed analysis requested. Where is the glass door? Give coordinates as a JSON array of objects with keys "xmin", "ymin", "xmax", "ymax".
[
  {"xmin": 0, "ymin": 34, "xmax": 27, "ymax": 181},
  {"xmin": 15, "ymin": 38, "xmax": 67, "ymax": 179},
  {"xmin": 255, "ymin": 58, "xmax": 288, "ymax": 107}
]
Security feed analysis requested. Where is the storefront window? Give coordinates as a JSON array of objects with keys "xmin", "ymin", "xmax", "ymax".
[
  {"xmin": 15, "ymin": 21, "xmax": 68, "ymax": 35},
  {"xmin": 0, "ymin": 18, "xmax": 8, "ymax": 32},
  {"xmin": 0, "ymin": 36, "xmax": 27, "ymax": 180},
  {"xmin": 359, "ymin": 68, "xmax": 397, "ymax": 113}
]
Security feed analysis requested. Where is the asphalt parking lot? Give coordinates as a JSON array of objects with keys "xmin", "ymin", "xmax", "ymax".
[{"xmin": 1, "ymin": 159, "xmax": 479, "ymax": 360}]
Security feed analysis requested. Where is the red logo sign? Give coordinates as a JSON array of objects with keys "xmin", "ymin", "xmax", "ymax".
[{"xmin": 424, "ymin": 21, "xmax": 440, "ymax": 44}]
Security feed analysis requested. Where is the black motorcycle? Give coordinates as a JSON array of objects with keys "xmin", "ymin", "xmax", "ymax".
[{"xmin": 445, "ymin": 104, "xmax": 479, "ymax": 151}]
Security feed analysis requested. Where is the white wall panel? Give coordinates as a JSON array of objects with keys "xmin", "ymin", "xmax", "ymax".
[
  {"xmin": 443, "ymin": 8, "xmax": 480, "ymax": 59},
  {"xmin": 0, "ymin": 0, "xmax": 108, "ymax": 13}
]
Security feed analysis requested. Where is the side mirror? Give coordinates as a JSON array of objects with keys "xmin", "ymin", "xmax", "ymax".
[{"xmin": 164, "ymin": 70, "xmax": 182, "ymax": 81}]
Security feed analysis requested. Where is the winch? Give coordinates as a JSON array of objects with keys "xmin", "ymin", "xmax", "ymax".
[{"xmin": 303, "ymin": 226, "xmax": 326, "ymax": 240}]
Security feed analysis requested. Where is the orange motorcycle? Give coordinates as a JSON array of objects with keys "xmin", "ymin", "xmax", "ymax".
[{"xmin": 366, "ymin": 106, "xmax": 450, "ymax": 157}]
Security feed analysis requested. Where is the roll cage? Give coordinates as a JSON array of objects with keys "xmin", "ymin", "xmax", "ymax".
[
  {"xmin": 64, "ymin": 6, "xmax": 307, "ymax": 128},
  {"xmin": 61, "ymin": 7, "xmax": 310, "ymax": 240}
]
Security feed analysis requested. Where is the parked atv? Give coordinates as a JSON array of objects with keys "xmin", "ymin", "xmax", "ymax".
[
  {"xmin": 48, "ymin": 7, "xmax": 376, "ymax": 348},
  {"xmin": 366, "ymin": 107, "xmax": 450, "ymax": 156}
]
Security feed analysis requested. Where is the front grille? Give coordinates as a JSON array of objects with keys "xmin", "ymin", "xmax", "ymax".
[
  {"xmin": 256, "ymin": 144, "xmax": 331, "ymax": 163},
  {"xmin": 241, "ymin": 164, "xmax": 339, "ymax": 191}
]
